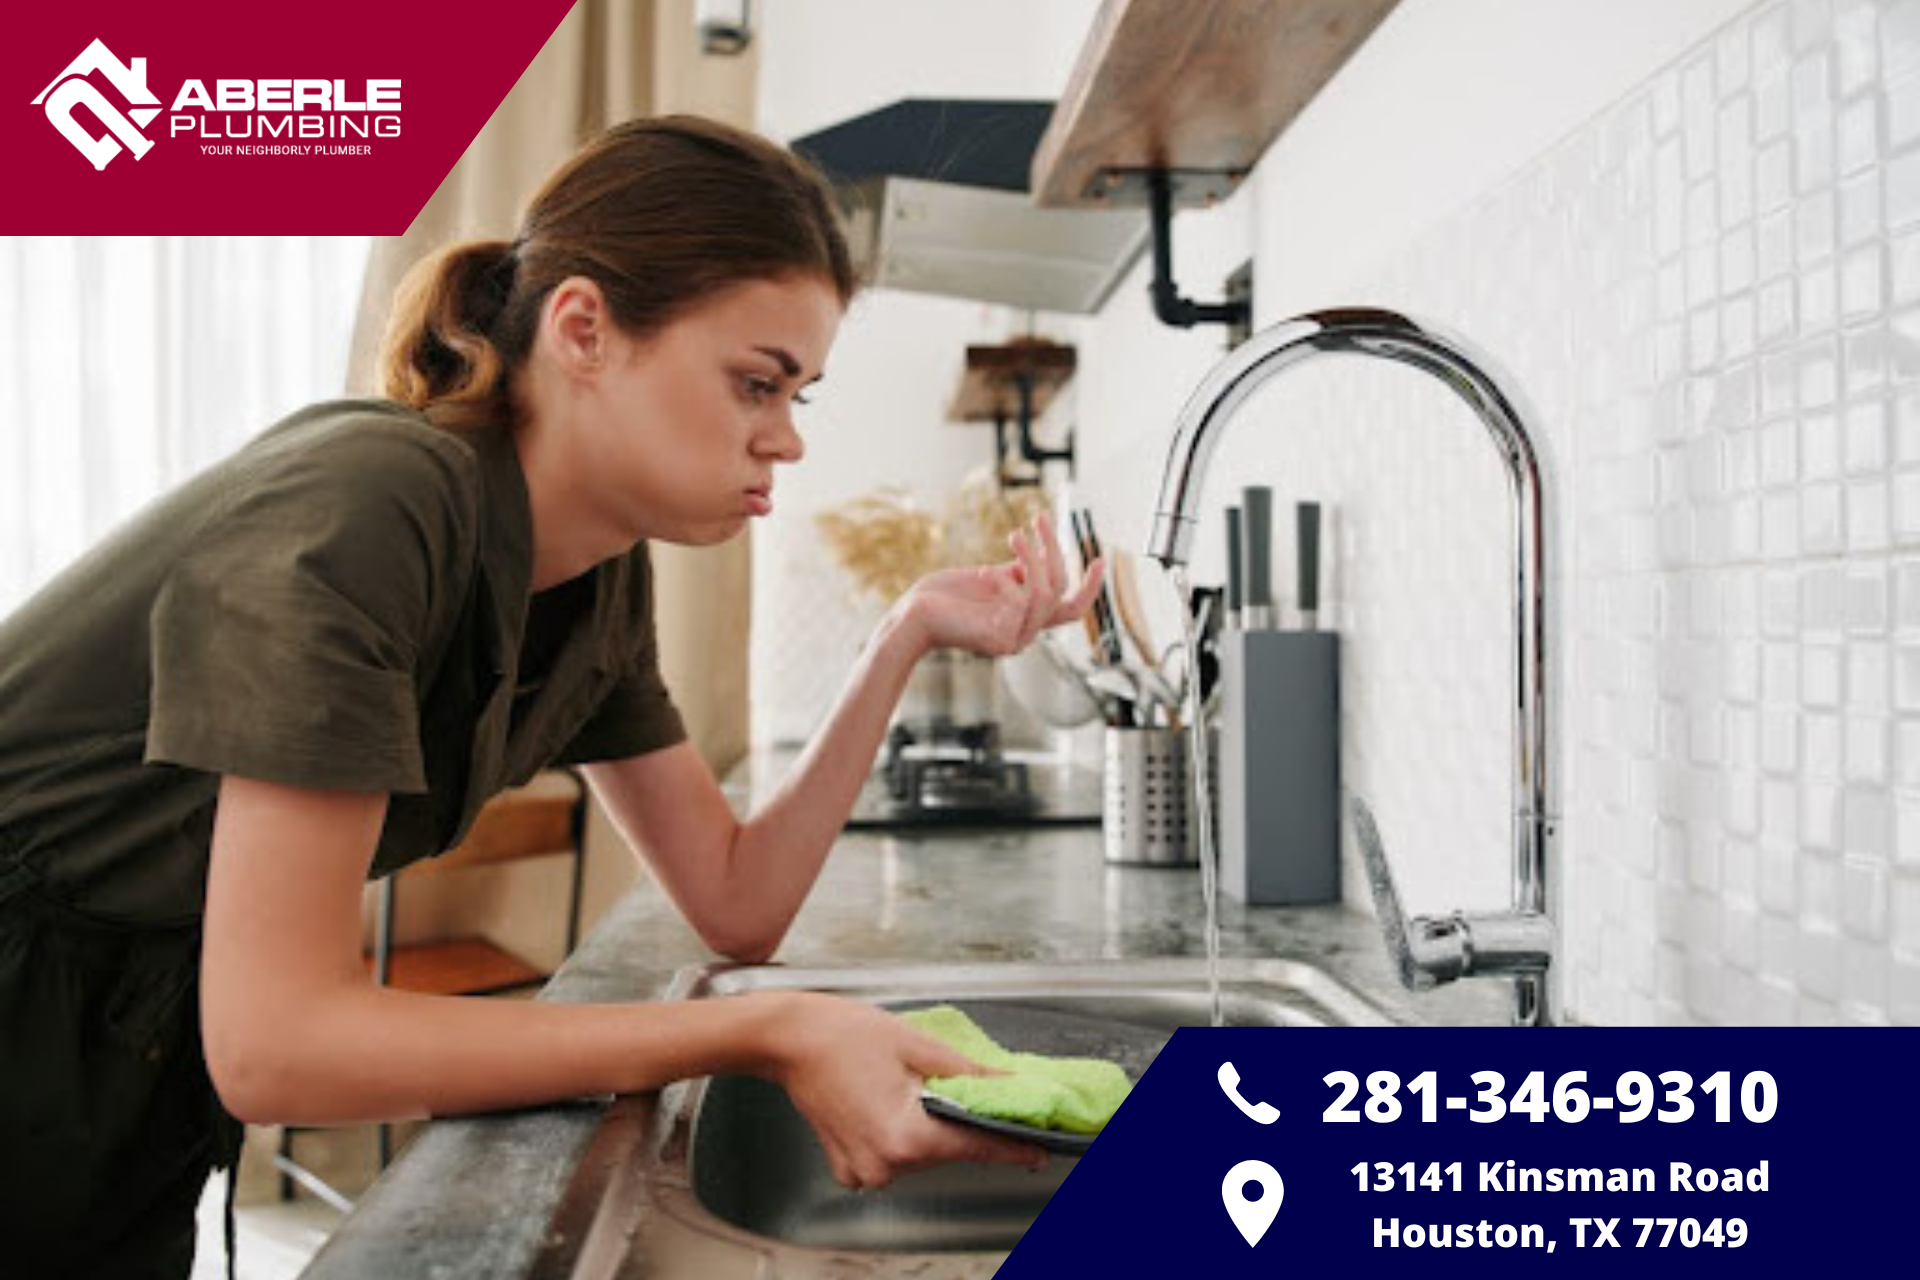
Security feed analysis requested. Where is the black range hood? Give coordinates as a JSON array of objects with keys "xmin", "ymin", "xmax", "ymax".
[{"xmin": 792, "ymin": 99, "xmax": 1149, "ymax": 315}]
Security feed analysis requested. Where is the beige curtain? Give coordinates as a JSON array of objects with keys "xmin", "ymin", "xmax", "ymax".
[{"xmin": 346, "ymin": 0, "xmax": 757, "ymax": 775}]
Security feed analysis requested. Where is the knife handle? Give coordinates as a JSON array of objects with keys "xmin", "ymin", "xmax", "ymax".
[
  {"xmin": 1297, "ymin": 501, "xmax": 1321, "ymax": 627},
  {"xmin": 1224, "ymin": 506, "xmax": 1243, "ymax": 625},
  {"xmin": 1242, "ymin": 486, "xmax": 1273, "ymax": 630},
  {"xmin": 1071, "ymin": 509, "xmax": 1126, "ymax": 669}
]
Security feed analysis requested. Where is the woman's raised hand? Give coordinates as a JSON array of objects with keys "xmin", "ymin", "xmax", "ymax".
[
  {"xmin": 900, "ymin": 512, "xmax": 1104, "ymax": 658},
  {"xmin": 758, "ymin": 991, "xmax": 1046, "ymax": 1189}
]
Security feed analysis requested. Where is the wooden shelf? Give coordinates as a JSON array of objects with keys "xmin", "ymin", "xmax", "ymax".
[
  {"xmin": 368, "ymin": 937, "xmax": 546, "ymax": 997},
  {"xmin": 360, "ymin": 769, "xmax": 587, "ymax": 997},
  {"xmin": 409, "ymin": 771, "xmax": 583, "ymax": 875},
  {"xmin": 1031, "ymin": 0, "xmax": 1401, "ymax": 208},
  {"xmin": 946, "ymin": 339, "xmax": 1077, "ymax": 423}
]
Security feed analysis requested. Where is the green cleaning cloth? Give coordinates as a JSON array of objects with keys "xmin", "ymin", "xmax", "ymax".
[{"xmin": 902, "ymin": 1005, "xmax": 1132, "ymax": 1135}]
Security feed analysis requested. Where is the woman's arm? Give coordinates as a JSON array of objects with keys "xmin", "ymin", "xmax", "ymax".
[
  {"xmin": 581, "ymin": 600, "xmax": 922, "ymax": 964},
  {"xmin": 585, "ymin": 514, "xmax": 1102, "ymax": 963},
  {"xmin": 200, "ymin": 774, "xmax": 1043, "ymax": 1187}
]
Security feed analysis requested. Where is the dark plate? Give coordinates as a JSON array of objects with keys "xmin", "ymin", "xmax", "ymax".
[
  {"xmin": 920, "ymin": 1092, "xmax": 1098, "ymax": 1156},
  {"xmin": 902, "ymin": 999, "xmax": 1172, "ymax": 1158}
]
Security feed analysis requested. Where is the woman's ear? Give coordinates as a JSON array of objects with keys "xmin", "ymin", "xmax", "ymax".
[{"xmin": 542, "ymin": 275, "xmax": 609, "ymax": 374}]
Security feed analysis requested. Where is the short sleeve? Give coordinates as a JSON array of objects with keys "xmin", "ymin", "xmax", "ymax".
[
  {"xmin": 553, "ymin": 546, "xmax": 687, "ymax": 764},
  {"xmin": 553, "ymin": 667, "xmax": 687, "ymax": 764},
  {"xmin": 144, "ymin": 420, "xmax": 479, "ymax": 794}
]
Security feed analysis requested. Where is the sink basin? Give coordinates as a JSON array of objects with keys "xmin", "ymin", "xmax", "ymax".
[{"xmin": 531, "ymin": 958, "xmax": 1394, "ymax": 1279}]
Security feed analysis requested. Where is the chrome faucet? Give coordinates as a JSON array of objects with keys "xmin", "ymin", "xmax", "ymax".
[{"xmin": 1145, "ymin": 308, "xmax": 1560, "ymax": 1026}]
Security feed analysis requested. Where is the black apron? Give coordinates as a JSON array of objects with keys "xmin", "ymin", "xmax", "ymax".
[{"xmin": 0, "ymin": 831, "xmax": 243, "ymax": 1280}]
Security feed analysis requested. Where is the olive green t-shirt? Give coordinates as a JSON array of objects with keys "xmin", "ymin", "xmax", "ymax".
[{"xmin": 0, "ymin": 399, "xmax": 686, "ymax": 926}]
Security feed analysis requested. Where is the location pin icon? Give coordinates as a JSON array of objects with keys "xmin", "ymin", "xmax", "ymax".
[{"xmin": 1222, "ymin": 1160, "xmax": 1283, "ymax": 1247}]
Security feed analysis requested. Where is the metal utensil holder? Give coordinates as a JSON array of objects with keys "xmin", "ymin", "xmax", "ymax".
[{"xmin": 1103, "ymin": 726, "xmax": 1215, "ymax": 866}]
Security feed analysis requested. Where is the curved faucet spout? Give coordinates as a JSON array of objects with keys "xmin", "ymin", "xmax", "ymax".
[{"xmin": 1146, "ymin": 308, "xmax": 1560, "ymax": 1025}]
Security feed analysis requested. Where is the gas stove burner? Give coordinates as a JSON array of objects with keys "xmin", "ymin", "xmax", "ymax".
[
  {"xmin": 912, "ymin": 758, "xmax": 1039, "ymax": 813},
  {"xmin": 882, "ymin": 720, "xmax": 1039, "ymax": 820}
]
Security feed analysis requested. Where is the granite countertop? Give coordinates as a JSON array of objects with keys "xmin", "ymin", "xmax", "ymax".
[{"xmin": 302, "ymin": 776, "xmax": 1511, "ymax": 1278}]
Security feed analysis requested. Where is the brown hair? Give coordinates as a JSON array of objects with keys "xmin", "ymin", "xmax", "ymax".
[{"xmin": 380, "ymin": 115, "xmax": 858, "ymax": 430}]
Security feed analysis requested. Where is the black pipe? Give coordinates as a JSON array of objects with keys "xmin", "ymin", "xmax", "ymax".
[
  {"xmin": 1147, "ymin": 169, "xmax": 1251, "ymax": 330},
  {"xmin": 992, "ymin": 413, "xmax": 1042, "ymax": 487},
  {"xmin": 1012, "ymin": 372, "xmax": 1072, "ymax": 468}
]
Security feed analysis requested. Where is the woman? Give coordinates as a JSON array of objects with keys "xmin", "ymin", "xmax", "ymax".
[{"xmin": 0, "ymin": 116, "xmax": 1101, "ymax": 1278}]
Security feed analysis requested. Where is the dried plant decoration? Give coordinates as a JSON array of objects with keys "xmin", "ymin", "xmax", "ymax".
[
  {"xmin": 814, "ymin": 469, "xmax": 1054, "ymax": 605},
  {"xmin": 814, "ymin": 490, "xmax": 944, "ymax": 603}
]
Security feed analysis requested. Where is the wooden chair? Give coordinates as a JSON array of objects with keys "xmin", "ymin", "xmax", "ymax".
[{"xmin": 272, "ymin": 768, "xmax": 589, "ymax": 1207}]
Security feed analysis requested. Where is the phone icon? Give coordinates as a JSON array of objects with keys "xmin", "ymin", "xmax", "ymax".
[{"xmin": 1219, "ymin": 1061, "xmax": 1280, "ymax": 1124}]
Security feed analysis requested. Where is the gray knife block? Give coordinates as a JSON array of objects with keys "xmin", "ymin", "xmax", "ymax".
[{"xmin": 1217, "ymin": 630, "xmax": 1340, "ymax": 905}]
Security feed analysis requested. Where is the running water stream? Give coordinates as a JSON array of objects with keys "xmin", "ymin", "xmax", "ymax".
[{"xmin": 1169, "ymin": 566, "xmax": 1224, "ymax": 1028}]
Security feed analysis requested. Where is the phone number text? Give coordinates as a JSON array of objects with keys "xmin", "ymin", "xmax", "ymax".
[{"xmin": 1324, "ymin": 1069, "xmax": 1778, "ymax": 1124}]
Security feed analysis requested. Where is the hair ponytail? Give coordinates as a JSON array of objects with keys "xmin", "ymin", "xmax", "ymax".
[
  {"xmin": 378, "ymin": 116, "xmax": 858, "ymax": 432},
  {"xmin": 380, "ymin": 239, "xmax": 522, "ymax": 431}
]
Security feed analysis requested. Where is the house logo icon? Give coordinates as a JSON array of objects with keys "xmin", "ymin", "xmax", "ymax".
[{"xmin": 32, "ymin": 39, "xmax": 161, "ymax": 170}]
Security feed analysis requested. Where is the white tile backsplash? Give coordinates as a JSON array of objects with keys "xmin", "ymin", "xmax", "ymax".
[
  {"xmin": 736, "ymin": 0, "xmax": 1920, "ymax": 1025},
  {"xmin": 1070, "ymin": 0, "xmax": 1920, "ymax": 1023}
]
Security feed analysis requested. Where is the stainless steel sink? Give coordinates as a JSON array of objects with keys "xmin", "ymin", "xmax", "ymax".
[{"xmin": 530, "ymin": 958, "xmax": 1395, "ymax": 1280}]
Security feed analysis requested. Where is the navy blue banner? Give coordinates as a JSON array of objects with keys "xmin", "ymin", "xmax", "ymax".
[{"xmin": 1000, "ymin": 1028, "xmax": 1920, "ymax": 1275}]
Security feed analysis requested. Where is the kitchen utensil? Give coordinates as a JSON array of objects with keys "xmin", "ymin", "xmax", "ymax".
[
  {"xmin": 1081, "ymin": 664, "xmax": 1148, "ymax": 723},
  {"xmin": 1029, "ymin": 632, "xmax": 1134, "ymax": 727},
  {"xmin": 1083, "ymin": 656, "xmax": 1184, "ymax": 730},
  {"xmin": 1108, "ymin": 550, "xmax": 1186, "ymax": 720},
  {"xmin": 1241, "ymin": 486, "xmax": 1273, "ymax": 630},
  {"xmin": 1108, "ymin": 550, "xmax": 1159, "ymax": 674},
  {"xmin": 1049, "ymin": 504, "xmax": 1113, "ymax": 680},
  {"xmin": 1136, "ymin": 667, "xmax": 1183, "ymax": 727},
  {"xmin": 1069, "ymin": 510, "xmax": 1126, "ymax": 669},
  {"xmin": 1079, "ymin": 608, "xmax": 1105, "ymax": 659},
  {"xmin": 1224, "ymin": 506, "xmax": 1243, "ymax": 631},
  {"xmin": 1297, "ymin": 501, "xmax": 1321, "ymax": 631},
  {"xmin": 1001, "ymin": 637, "xmax": 1103, "ymax": 729},
  {"xmin": 1068, "ymin": 510, "xmax": 1139, "ymax": 727},
  {"xmin": 1188, "ymin": 586, "xmax": 1223, "ymax": 705},
  {"xmin": 920, "ymin": 1093, "xmax": 1096, "ymax": 1156}
]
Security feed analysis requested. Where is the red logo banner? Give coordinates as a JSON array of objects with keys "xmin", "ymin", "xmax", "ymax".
[{"xmin": 7, "ymin": 0, "xmax": 578, "ymax": 233}]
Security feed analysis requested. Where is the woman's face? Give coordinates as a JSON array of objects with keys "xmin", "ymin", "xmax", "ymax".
[{"xmin": 564, "ymin": 273, "xmax": 842, "ymax": 546}]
